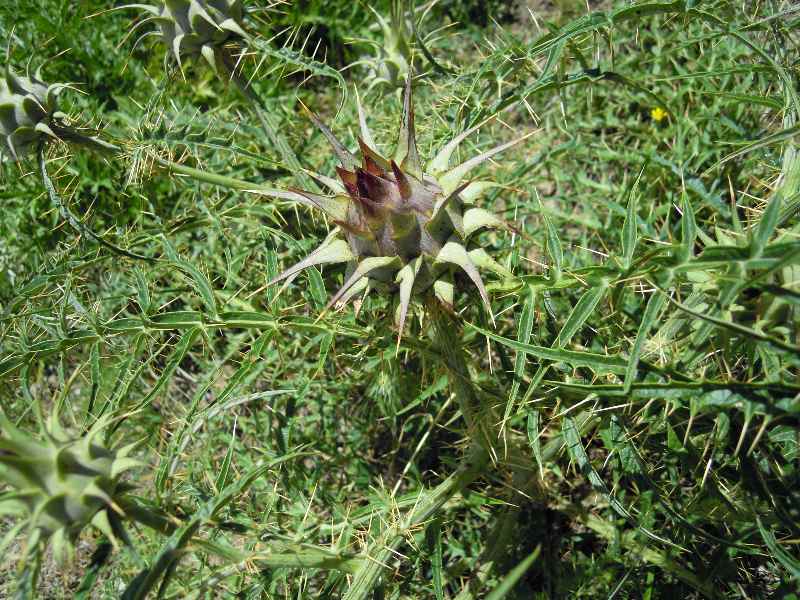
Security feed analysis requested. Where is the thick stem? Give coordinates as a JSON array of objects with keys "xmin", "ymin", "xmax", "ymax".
[
  {"xmin": 51, "ymin": 123, "xmax": 121, "ymax": 156},
  {"xmin": 152, "ymin": 155, "xmax": 281, "ymax": 193},
  {"xmin": 343, "ymin": 302, "xmax": 497, "ymax": 600},
  {"xmin": 427, "ymin": 300, "xmax": 502, "ymax": 454},
  {"xmin": 184, "ymin": 548, "xmax": 365, "ymax": 599}
]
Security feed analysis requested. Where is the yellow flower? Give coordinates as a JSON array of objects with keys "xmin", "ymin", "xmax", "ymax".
[{"xmin": 650, "ymin": 107, "xmax": 668, "ymax": 122}]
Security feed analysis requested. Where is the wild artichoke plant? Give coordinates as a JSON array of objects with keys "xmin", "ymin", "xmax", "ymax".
[
  {"xmin": 131, "ymin": 0, "xmax": 247, "ymax": 73},
  {"xmin": 359, "ymin": 1, "xmax": 449, "ymax": 93},
  {"xmin": 363, "ymin": 1, "xmax": 413, "ymax": 92},
  {"xmin": 0, "ymin": 67, "xmax": 67, "ymax": 161},
  {"xmin": 127, "ymin": 0, "xmax": 317, "ymax": 191},
  {"xmin": 269, "ymin": 78, "xmax": 530, "ymax": 337},
  {"xmin": 0, "ymin": 413, "xmax": 146, "ymax": 564}
]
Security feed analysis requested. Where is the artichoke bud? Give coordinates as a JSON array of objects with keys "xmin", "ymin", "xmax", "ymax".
[
  {"xmin": 268, "ymin": 77, "xmax": 533, "ymax": 339},
  {"xmin": 364, "ymin": 1, "xmax": 415, "ymax": 92},
  {"xmin": 0, "ymin": 413, "xmax": 144, "ymax": 563},
  {"xmin": 0, "ymin": 66, "xmax": 66, "ymax": 161},
  {"xmin": 136, "ymin": 0, "xmax": 247, "ymax": 74}
]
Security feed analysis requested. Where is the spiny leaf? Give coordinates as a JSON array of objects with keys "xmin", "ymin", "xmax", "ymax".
[
  {"xmin": 425, "ymin": 519, "xmax": 445, "ymax": 600},
  {"xmin": 555, "ymin": 284, "xmax": 606, "ymax": 348},
  {"xmin": 468, "ymin": 323, "xmax": 627, "ymax": 374},
  {"xmin": 621, "ymin": 163, "xmax": 646, "ymax": 269},
  {"xmin": 677, "ymin": 193, "xmax": 697, "ymax": 264},
  {"xmin": 624, "ymin": 292, "xmax": 666, "ymax": 393},
  {"xmin": 756, "ymin": 516, "xmax": 800, "ymax": 579},
  {"xmin": 162, "ymin": 241, "xmax": 218, "ymax": 317},
  {"xmin": 507, "ymin": 285, "xmax": 536, "ymax": 412},
  {"xmin": 127, "ymin": 328, "xmax": 202, "ymax": 415},
  {"xmin": 542, "ymin": 211, "xmax": 563, "ymax": 280},
  {"xmin": 527, "ymin": 410, "xmax": 544, "ymax": 479}
]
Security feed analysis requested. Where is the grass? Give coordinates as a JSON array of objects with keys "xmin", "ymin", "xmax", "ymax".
[{"xmin": 0, "ymin": 0, "xmax": 799, "ymax": 598}]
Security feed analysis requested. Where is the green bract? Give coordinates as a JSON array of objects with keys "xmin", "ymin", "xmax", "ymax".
[
  {"xmin": 0, "ymin": 413, "xmax": 143, "ymax": 564},
  {"xmin": 269, "ymin": 78, "xmax": 530, "ymax": 337},
  {"xmin": 0, "ymin": 67, "xmax": 67, "ymax": 161},
  {"xmin": 132, "ymin": 0, "xmax": 247, "ymax": 72}
]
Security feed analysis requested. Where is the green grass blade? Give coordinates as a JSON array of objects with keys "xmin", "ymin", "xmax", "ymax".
[
  {"xmin": 485, "ymin": 546, "xmax": 540, "ymax": 600},
  {"xmin": 678, "ymin": 193, "xmax": 697, "ymax": 264},
  {"xmin": 752, "ymin": 194, "xmax": 782, "ymax": 256},
  {"xmin": 542, "ymin": 211, "xmax": 563, "ymax": 281},
  {"xmin": 527, "ymin": 410, "xmax": 543, "ymax": 479},
  {"xmin": 621, "ymin": 165, "xmax": 645, "ymax": 269},
  {"xmin": 213, "ymin": 421, "xmax": 236, "ymax": 493},
  {"xmin": 711, "ymin": 124, "xmax": 800, "ymax": 172},
  {"xmin": 425, "ymin": 519, "xmax": 445, "ymax": 600},
  {"xmin": 756, "ymin": 516, "xmax": 800, "ymax": 579},
  {"xmin": 162, "ymin": 241, "xmax": 219, "ymax": 317}
]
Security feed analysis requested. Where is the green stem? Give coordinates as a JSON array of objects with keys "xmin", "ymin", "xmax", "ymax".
[
  {"xmin": 153, "ymin": 155, "xmax": 272, "ymax": 192},
  {"xmin": 52, "ymin": 124, "xmax": 121, "ymax": 155},
  {"xmin": 151, "ymin": 155, "xmax": 301, "ymax": 213},
  {"xmin": 428, "ymin": 301, "xmax": 501, "ymax": 452},
  {"xmin": 182, "ymin": 549, "xmax": 363, "ymax": 600},
  {"xmin": 344, "ymin": 304, "xmax": 506, "ymax": 600},
  {"xmin": 249, "ymin": 548, "xmax": 364, "ymax": 574}
]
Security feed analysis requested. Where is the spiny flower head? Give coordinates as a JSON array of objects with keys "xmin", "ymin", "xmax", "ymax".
[
  {"xmin": 0, "ymin": 412, "xmax": 143, "ymax": 564},
  {"xmin": 0, "ymin": 66, "xmax": 67, "ymax": 161},
  {"xmin": 131, "ymin": 0, "xmax": 247, "ymax": 73},
  {"xmin": 269, "ymin": 78, "xmax": 531, "ymax": 338}
]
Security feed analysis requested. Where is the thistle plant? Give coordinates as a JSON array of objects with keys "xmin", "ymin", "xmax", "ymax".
[
  {"xmin": 269, "ymin": 77, "xmax": 529, "ymax": 338},
  {"xmin": 4, "ymin": 2, "xmax": 798, "ymax": 598},
  {"xmin": 361, "ymin": 0, "xmax": 413, "ymax": 92},
  {"xmin": 1, "ymin": 60, "xmax": 138, "ymax": 260},
  {"xmin": 125, "ymin": 0, "xmax": 315, "ymax": 190},
  {"xmin": 129, "ymin": 0, "xmax": 246, "ymax": 75},
  {"xmin": 0, "ymin": 411, "xmax": 165, "ymax": 585},
  {"xmin": 356, "ymin": 0, "xmax": 447, "ymax": 93},
  {"xmin": 0, "ymin": 66, "xmax": 66, "ymax": 161},
  {"xmin": 0, "ymin": 66, "xmax": 115, "ymax": 161}
]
